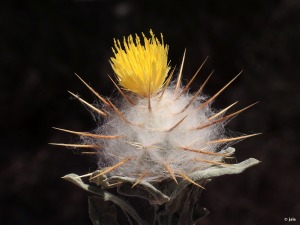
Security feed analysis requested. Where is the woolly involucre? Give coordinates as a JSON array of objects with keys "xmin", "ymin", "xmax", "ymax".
[
  {"xmin": 90, "ymin": 86, "xmax": 227, "ymax": 183},
  {"xmin": 53, "ymin": 30, "xmax": 257, "ymax": 185}
]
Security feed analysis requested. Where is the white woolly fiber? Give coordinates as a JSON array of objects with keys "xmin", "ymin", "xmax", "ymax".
[{"xmin": 83, "ymin": 84, "xmax": 227, "ymax": 182}]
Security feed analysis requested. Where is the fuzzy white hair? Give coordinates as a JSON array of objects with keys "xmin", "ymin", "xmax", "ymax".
[{"xmin": 82, "ymin": 82, "xmax": 231, "ymax": 182}]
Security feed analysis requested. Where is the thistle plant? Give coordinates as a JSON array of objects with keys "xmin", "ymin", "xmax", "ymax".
[{"xmin": 52, "ymin": 30, "xmax": 260, "ymax": 225}]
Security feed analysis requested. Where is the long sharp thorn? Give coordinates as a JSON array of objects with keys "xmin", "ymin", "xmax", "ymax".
[
  {"xmin": 108, "ymin": 100, "xmax": 142, "ymax": 127},
  {"xmin": 194, "ymin": 158, "xmax": 229, "ymax": 166},
  {"xmin": 194, "ymin": 102, "xmax": 258, "ymax": 130},
  {"xmin": 148, "ymin": 75, "xmax": 152, "ymax": 112},
  {"xmin": 49, "ymin": 143, "xmax": 101, "ymax": 148},
  {"xmin": 174, "ymin": 49, "xmax": 186, "ymax": 96},
  {"xmin": 132, "ymin": 172, "xmax": 148, "ymax": 188},
  {"xmin": 164, "ymin": 162, "xmax": 178, "ymax": 184},
  {"xmin": 207, "ymin": 133, "xmax": 261, "ymax": 144},
  {"xmin": 166, "ymin": 115, "xmax": 187, "ymax": 132},
  {"xmin": 177, "ymin": 56, "xmax": 209, "ymax": 99},
  {"xmin": 148, "ymin": 93, "xmax": 152, "ymax": 112},
  {"xmin": 90, "ymin": 158, "xmax": 131, "ymax": 179},
  {"xmin": 196, "ymin": 71, "xmax": 242, "ymax": 111},
  {"xmin": 208, "ymin": 101, "xmax": 238, "ymax": 120},
  {"xmin": 179, "ymin": 146, "xmax": 228, "ymax": 156},
  {"xmin": 108, "ymin": 99, "xmax": 130, "ymax": 124},
  {"xmin": 108, "ymin": 75, "xmax": 135, "ymax": 106},
  {"xmin": 75, "ymin": 73, "xmax": 110, "ymax": 107},
  {"xmin": 159, "ymin": 66, "xmax": 176, "ymax": 100},
  {"xmin": 68, "ymin": 91, "xmax": 107, "ymax": 116},
  {"xmin": 76, "ymin": 172, "xmax": 94, "ymax": 178},
  {"xmin": 210, "ymin": 101, "xmax": 258, "ymax": 121},
  {"xmin": 53, "ymin": 127, "xmax": 123, "ymax": 139},
  {"xmin": 177, "ymin": 70, "xmax": 213, "ymax": 114},
  {"xmin": 81, "ymin": 152, "xmax": 99, "ymax": 155},
  {"xmin": 177, "ymin": 171, "xmax": 205, "ymax": 189}
]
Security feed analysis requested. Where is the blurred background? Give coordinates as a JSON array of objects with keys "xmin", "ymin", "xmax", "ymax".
[{"xmin": 1, "ymin": 0, "xmax": 299, "ymax": 224}]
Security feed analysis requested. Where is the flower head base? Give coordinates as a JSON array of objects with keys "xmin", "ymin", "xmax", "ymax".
[{"xmin": 110, "ymin": 30, "xmax": 170, "ymax": 97}]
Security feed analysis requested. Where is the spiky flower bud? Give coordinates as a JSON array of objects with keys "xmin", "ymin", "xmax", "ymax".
[{"xmin": 53, "ymin": 30, "xmax": 260, "ymax": 225}]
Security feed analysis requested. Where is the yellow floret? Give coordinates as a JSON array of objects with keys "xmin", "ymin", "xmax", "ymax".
[{"xmin": 110, "ymin": 30, "xmax": 170, "ymax": 97}]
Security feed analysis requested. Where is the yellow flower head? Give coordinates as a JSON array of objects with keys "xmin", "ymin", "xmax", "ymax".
[{"xmin": 110, "ymin": 30, "xmax": 170, "ymax": 97}]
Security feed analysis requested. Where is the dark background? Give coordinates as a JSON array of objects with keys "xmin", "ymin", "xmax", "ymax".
[{"xmin": 1, "ymin": 0, "xmax": 299, "ymax": 225}]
